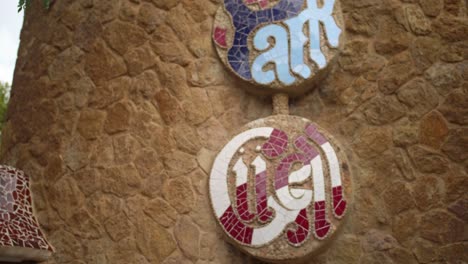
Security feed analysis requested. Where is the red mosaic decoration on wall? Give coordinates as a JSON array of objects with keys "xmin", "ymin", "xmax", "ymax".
[
  {"xmin": 0, "ymin": 165, "xmax": 53, "ymax": 262},
  {"xmin": 245, "ymin": 0, "xmax": 270, "ymax": 9},
  {"xmin": 213, "ymin": 27, "xmax": 228, "ymax": 48},
  {"xmin": 209, "ymin": 116, "xmax": 352, "ymax": 262}
]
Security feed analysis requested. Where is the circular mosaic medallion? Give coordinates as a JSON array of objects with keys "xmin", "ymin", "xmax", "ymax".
[
  {"xmin": 213, "ymin": 0, "xmax": 345, "ymax": 96},
  {"xmin": 209, "ymin": 115, "xmax": 352, "ymax": 262}
]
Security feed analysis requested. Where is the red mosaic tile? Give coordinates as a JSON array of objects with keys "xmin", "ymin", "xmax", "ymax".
[
  {"xmin": 275, "ymin": 152, "xmax": 307, "ymax": 189},
  {"xmin": 305, "ymin": 124, "xmax": 328, "ymax": 145},
  {"xmin": 314, "ymin": 201, "xmax": 331, "ymax": 239},
  {"xmin": 294, "ymin": 136, "xmax": 320, "ymax": 163},
  {"xmin": 287, "ymin": 208, "xmax": 310, "ymax": 246},
  {"xmin": 255, "ymin": 171, "xmax": 273, "ymax": 223},
  {"xmin": 219, "ymin": 206, "xmax": 254, "ymax": 244},
  {"xmin": 245, "ymin": 0, "xmax": 269, "ymax": 9},
  {"xmin": 236, "ymin": 183, "xmax": 255, "ymax": 222},
  {"xmin": 332, "ymin": 186, "xmax": 347, "ymax": 218},
  {"xmin": 214, "ymin": 27, "xmax": 228, "ymax": 48},
  {"xmin": 262, "ymin": 129, "xmax": 288, "ymax": 158},
  {"xmin": 0, "ymin": 165, "xmax": 53, "ymax": 254}
]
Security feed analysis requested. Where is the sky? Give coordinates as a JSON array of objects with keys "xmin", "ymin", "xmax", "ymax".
[{"xmin": 0, "ymin": 1, "xmax": 24, "ymax": 85}]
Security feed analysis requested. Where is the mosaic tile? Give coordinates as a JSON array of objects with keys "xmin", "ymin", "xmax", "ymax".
[
  {"xmin": 0, "ymin": 165, "xmax": 53, "ymax": 261},
  {"xmin": 262, "ymin": 128, "xmax": 288, "ymax": 158},
  {"xmin": 220, "ymin": 206, "xmax": 254, "ymax": 244},
  {"xmin": 222, "ymin": 0, "xmax": 303, "ymax": 79},
  {"xmin": 314, "ymin": 201, "xmax": 331, "ymax": 239},
  {"xmin": 305, "ymin": 124, "xmax": 348, "ymax": 218},
  {"xmin": 333, "ymin": 186, "xmax": 347, "ymax": 217},
  {"xmin": 209, "ymin": 117, "xmax": 351, "ymax": 261},
  {"xmin": 253, "ymin": 24, "xmax": 296, "ymax": 85},
  {"xmin": 286, "ymin": 208, "xmax": 309, "ymax": 245},
  {"xmin": 305, "ymin": 124, "xmax": 328, "ymax": 145},
  {"xmin": 214, "ymin": 27, "xmax": 228, "ymax": 48},
  {"xmin": 255, "ymin": 171, "xmax": 274, "ymax": 223},
  {"xmin": 213, "ymin": 0, "xmax": 343, "ymax": 90},
  {"xmin": 245, "ymin": 0, "xmax": 269, "ymax": 9},
  {"xmin": 294, "ymin": 136, "xmax": 320, "ymax": 162},
  {"xmin": 275, "ymin": 152, "xmax": 306, "ymax": 190},
  {"xmin": 237, "ymin": 183, "xmax": 255, "ymax": 221}
]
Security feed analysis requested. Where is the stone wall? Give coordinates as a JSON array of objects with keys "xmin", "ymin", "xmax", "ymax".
[{"xmin": 1, "ymin": 0, "xmax": 467, "ymax": 263}]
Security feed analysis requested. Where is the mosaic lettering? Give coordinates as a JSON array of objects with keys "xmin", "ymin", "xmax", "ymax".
[
  {"xmin": 209, "ymin": 123, "xmax": 348, "ymax": 247},
  {"xmin": 213, "ymin": 0, "xmax": 343, "ymax": 88}
]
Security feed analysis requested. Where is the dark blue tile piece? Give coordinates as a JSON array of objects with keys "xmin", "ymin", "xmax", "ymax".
[
  {"xmin": 275, "ymin": 1, "xmax": 289, "ymax": 11},
  {"xmin": 225, "ymin": 1, "xmax": 242, "ymax": 17},
  {"xmin": 230, "ymin": 61, "xmax": 242, "ymax": 71},
  {"xmin": 290, "ymin": 0, "xmax": 303, "ymax": 10},
  {"xmin": 239, "ymin": 45, "xmax": 249, "ymax": 54},
  {"xmin": 238, "ymin": 62, "xmax": 252, "ymax": 79},
  {"xmin": 273, "ymin": 8, "xmax": 287, "ymax": 20},
  {"xmin": 238, "ymin": 26, "xmax": 250, "ymax": 36}
]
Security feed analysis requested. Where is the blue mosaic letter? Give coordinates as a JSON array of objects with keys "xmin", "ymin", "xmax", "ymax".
[
  {"xmin": 252, "ymin": 25, "xmax": 295, "ymax": 85},
  {"xmin": 303, "ymin": 0, "xmax": 341, "ymax": 68},
  {"xmin": 250, "ymin": 0, "xmax": 341, "ymax": 85},
  {"xmin": 285, "ymin": 16, "xmax": 311, "ymax": 79},
  {"xmin": 223, "ymin": 0, "xmax": 303, "ymax": 80}
]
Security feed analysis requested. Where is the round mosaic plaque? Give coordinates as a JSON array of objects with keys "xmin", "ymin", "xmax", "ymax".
[
  {"xmin": 209, "ymin": 115, "xmax": 352, "ymax": 262},
  {"xmin": 213, "ymin": 0, "xmax": 345, "ymax": 96}
]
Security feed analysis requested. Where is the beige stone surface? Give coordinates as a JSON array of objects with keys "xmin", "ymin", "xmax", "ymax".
[{"xmin": 1, "ymin": 0, "xmax": 467, "ymax": 263}]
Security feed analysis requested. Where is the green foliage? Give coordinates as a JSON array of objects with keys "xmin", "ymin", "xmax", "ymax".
[
  {"xmin": 18, "ymin": 0, "xmax": 51, "ymax": 12},
  {"xmin": 0, "ymin": 82, "xmax": 10, "ymax": 132}
]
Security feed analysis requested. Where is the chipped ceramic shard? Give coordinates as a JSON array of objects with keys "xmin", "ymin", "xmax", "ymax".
[
  {"xmin": 0, "ymin": 165, "xmax": 54, "ymax": 262},
  {"xmin": 209, "ymin": 116, "xmax": 352, "ymax": 262},
  {"xmin": 213, "ymin": 0, "xmax": 345, "ymax": 95}
]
